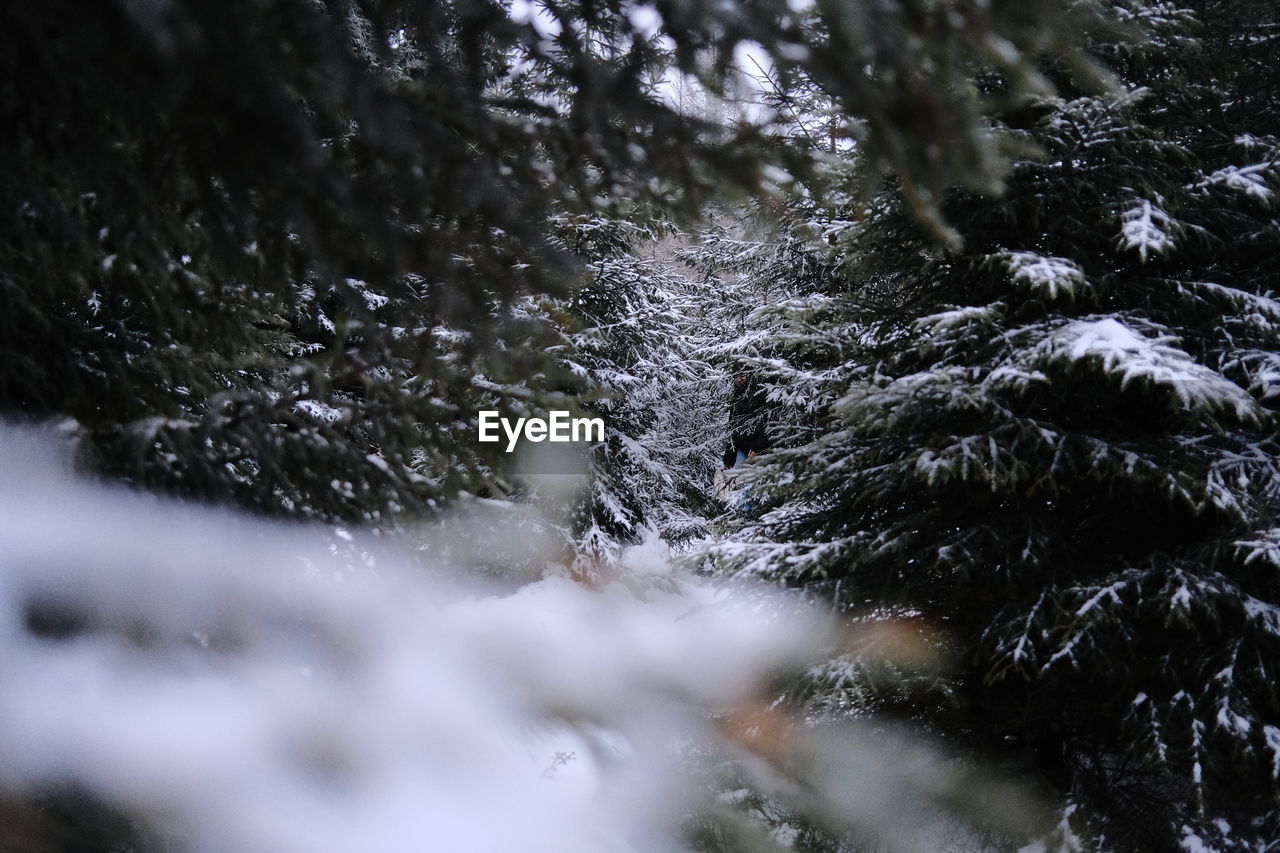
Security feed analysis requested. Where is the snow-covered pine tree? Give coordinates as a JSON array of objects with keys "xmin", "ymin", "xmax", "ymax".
[
  {"xmin": 537, "ymin": 215, "xmax": 728, "ymax": 576},
  {"xmin": 716, "ymin": 1, "xmax": 1280, "ymax": 848},
  {"xmin": 675, "ymin": 209, "xmax": 847, "ymax": 491},
  {"xmin": 0, "ymin": 0, "xmax": 1103, "ymax": 532},
  {"xmin": 0, "ymin": 0, "xmax": 603, "ymax": 526}
]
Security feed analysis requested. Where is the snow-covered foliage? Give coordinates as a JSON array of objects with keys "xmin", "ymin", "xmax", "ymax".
[
  {"xmin": 705, "ymin": 2, "xmax": 1280, "ymax": 849},
  {"xmin": 0, "ymin": 434, "xmax": 793, "ymax": 851},
  {"xmin": 542, "ymin": 216, "xmax": 731, "ymax": 572},
  {"xmin": 0, "ymin": 432, "xmax": 1052, "ymax": 853},
  {"xmin": 1001, "ymin": 252, "xmax": 1088, "ymax": 300},
  {"xmin": 675, "ymin": 215, "xmax": 847, "ymax": 450},
  {"xmin": 1118, "ymin": 198, "xmax": 1178, "ymax": 261},
  {"xmin": 6, "ymin": 0, "xmax": 1280, "ymax": 851},
  {"xmin": 1192, "ymin": 162, "xmax": 1277, "ymax": 204}
]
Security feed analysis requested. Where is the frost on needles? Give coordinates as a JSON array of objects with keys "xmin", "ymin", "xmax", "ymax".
[{"xmin": 702, "ymin": 1, "xmax": 1280, "ymax": 848}]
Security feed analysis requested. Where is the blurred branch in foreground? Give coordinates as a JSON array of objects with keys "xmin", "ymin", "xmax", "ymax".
[{"xmin": 0, "ymin": 428, "xmax": 1052, "ymax": 853}]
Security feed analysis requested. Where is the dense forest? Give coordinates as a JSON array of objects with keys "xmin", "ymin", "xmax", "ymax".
[{"xmin": 2, "ymin": 0, "xmax": 1279, "ymax": 850}]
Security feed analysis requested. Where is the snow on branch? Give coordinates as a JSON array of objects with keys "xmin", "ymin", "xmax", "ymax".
[
  {"xmin": 914, "ymin": 303, "xmax": 1005, "ymax": 338},
  {"xmin": 0, "ymin": 429, "xmax": 1064, "ymax": 853},
  {"xmin": 0, "ymin": 431, "xmax": 839, "ymax": 853},
  {"xmin": 1000, "ymin": 252, "xmax": 1087, "ymax": 300},
  {"xmin": 1235, "ymin": 528, "xmax": 1280, "ymax": 570},
  {"xmin": 1041, "ymin": 317, "xmax": 1260, "ymax": 421},
  {"xmin": 1117, "ymin": 199, "xmax": 1177, "ymax": 261},
  {"xmin": 1189, "ymin": 161, "xmax": 1277, "ymax": 204}
]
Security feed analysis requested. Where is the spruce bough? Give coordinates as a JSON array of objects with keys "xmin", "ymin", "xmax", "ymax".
[{"xmin": 718, "ymin": 1, "xmax": 1280, "ymax": 848}]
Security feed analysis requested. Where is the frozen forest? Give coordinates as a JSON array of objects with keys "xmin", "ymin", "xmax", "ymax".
[{"xmin": 2, "ymin": 0, "xmax": 1279, "ymax": 850}]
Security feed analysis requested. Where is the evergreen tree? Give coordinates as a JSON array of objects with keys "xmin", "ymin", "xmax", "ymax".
[
  {"xmin": 0, "ymin": 0, "xmax": 1099, "ymax": 529},
  {"xmin": 0, "ymin": 2, "xmax": 1183, "ymax": 849},
  {"xmin": 675, "ymin": 208, "xmax": 848, "ymax": 523},
  {"xmin": 718, "ymin": 1, "xmax": 1280, "ymax": 848},
  {"xmin": 543, "ymin": 215, "xmax": 729, "ymax": 574}
]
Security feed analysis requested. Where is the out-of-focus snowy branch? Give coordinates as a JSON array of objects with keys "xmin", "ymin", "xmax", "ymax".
[
  {"xmin": 0, "ymin": 429, "xmax": 836, "ymax": 853},
  {"xmin": 0, "ymin": 428, "xmax": 1049, "ymax": 852}
]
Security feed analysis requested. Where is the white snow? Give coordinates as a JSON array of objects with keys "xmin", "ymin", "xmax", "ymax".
[
  {"xmin": 1119, "ymin": 199, "xmax": 1176, "ymax": 261},
  {"xmin": 1002, "ymin": 251, "xmax": 1086, "ymax": 300},
  {"xmin": 915, "ymin": 303, "xmax": 1004, "ymax": 336},
  {"xmin": 619, "ymin": 529, "xmax": 672, "ymax": 577},
  {"xmin": 345, "ymin": 278, "xmax": 389, "ymax": 310},
  {"xmin": 1193, "ymin": 162, "xmax": 1274, "ymax": 203},
  {"xmin": 1216, "ymin": 700, "xmax": 1251, "ymax": 737},
  {"xmin": 1049, "ymin": 317, "xmax": 1259, "ymax": 420},
  {"xmin": 1263, "ymin": 725, "xmax": 1280, "ymax": 780},
  {"xmin": 0, "ymin": 432, "xmax": 835, "ymax": 853},
  {"xmin": 1180, "ymin": 826, "xmax": 1220, "ymax": 853},
  {"xmin": 1018, "ymin": 803, "xmax": 1083, "ymax": 853},
  {"xmin": 1076, "ymin": 582, "xmax": 1124, "ymax": 617},
  {"xmin": 294, "ymin": 399, "xmax": 344, "ymax": 423},
  {"xmin": 624, "ymin": 4, "xmax": 662, "ymax": 39}
]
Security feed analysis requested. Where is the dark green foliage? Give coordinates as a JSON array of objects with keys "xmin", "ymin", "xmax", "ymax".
[
  {"xmin": 549, "ymin": 215, "xmax": 729, "ymax": 569},
  {"xmin": 719, "ymin": 1, "xmax": 1280, "ymax": 847},
  {"xmin": 1, "ymin": 1, "xmax": 1200, "ymax": 848},
  {"xmin": 0, "ymin": 0, "xmax": 1100, "ymax": 528},
  {"xmin": 1, "ymin": 0, "xmax": 582, "ymax": 523}
]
